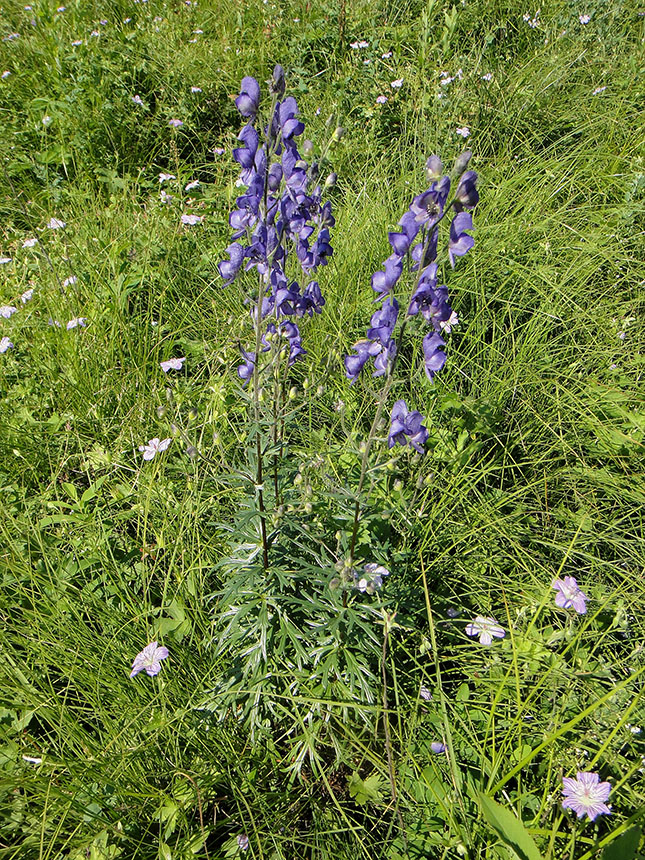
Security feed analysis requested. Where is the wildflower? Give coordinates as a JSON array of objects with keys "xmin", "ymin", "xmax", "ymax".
[
  {"xmin": 191, "ymin": 86, "xmax": 202, "ymax": 92},
  {"xmin": 213, "ymin": 146, "xmax": 225, "ymax": 155},
  {"xmin": 381, "ymin": 51, "xmax": 392, "ymax": 58},
  {"xmin": 455, "ymin": 126, "xmax": 470, "ymax": 138},
  {"xmin": 139, "ymin": 437, "xmax": 171, "ymax": 460},
  {"xmin": 440, "ymin": 76, "xmax": 454, "ymax": 86},
  {"xmin": 168, "ymin": 118, "xmax": 184, "ymax": 128},
  {"xmin": 185, "ymin": 180, "xmax": 200, "ymax": 191},
  {"xmin": 562, "ymin": 772, "xmax": 611, "ymax": 821},
  {"xmin": 47, "ymin": 218, "xmax": 66, "ymax": 229},
  {"xmin": 160, "ymin": 190, "xmax": 173, "ymax": 204},
  {"xmin": 0, "ymin": 305, "xmax": 17, "ymax": 318},
  {"xmin": 430, "ymin": 741, "xmax": 446, "ymax": 754},
  {"xmin": 439, "ymin": 310, "xmax": 459, "ymax": 334},
  {"xmin": 21, "ymin": 288, "xmax": 34, "ymax": 303},
  {"xmin": 235, "ymin": 76, "xmax": 260, "ymax": 119},
  {"xmin": 48, "ymin": 318, "xmax": 61, "ymax": 327},
  {"xmin": 579, "ymin": 14, "xmax": 591, "ymax": 24},
  {"xmin": 90, "ymin": 30, "xmax": 100, "ymax": 36},
  {"xmin": 1, "ymin": 71, "xmax": 10, "ymax": 80},
  {"xmin": 66, "ymin": 317, "xmax": 86, "ymax": 329},
  {"xmin": 355, "ymin": 562, "xmax": 390, "ymax": 594},
  {"xmin": 481, "ymin": 72, "xmax": 493, "ymax": 81},
  {"xmin": 71, "ymin": 39, "xmax": 83, "ymax": 46},
  {"xmin": 23, "ymin": 237, "xmax": 38, "ymax": 248},
  {"xmin": 448, "ymin": 212, "xmax": 474, "ymax": 267},
  {"xmin": 465, "ymin": 616, "xmax": 505, "ymax": 645},
  {"xmin": 181, "ymin": 213, "xmax": 202, "ymax": 225},
  {"xmin": 0, "ymin": 336, "xmax": 14, "ymax": 353},
  {"xmin": 132, "ymin": 95, "xmax": 144, "ymax": 106},
  {"xmin": 552, "ymin": 576, "xmax": 587, "ymax": 614},
  {"xmin": 376, "ymin": 95, "xmax": 388, "ymax": 104},
  {"xmin": 237, "ymin": 834, "xmax": 249, "ymax": 852},
  {"xmin": 62, "ymin": 275, "xmax": 77, "ymax": 287},
  {"xmin": 422, "ymin": 332, "xmax": 447, "ymax": 380},
  {"xmin": 0, "ymin": 256, "xmax": 11, "ymax": 264},
  {"xmin": 3, "ymin": 34, "xmax": 20, "ymax": 41},
  {"xmin": 160, "ymin": 356, "xmax": 186, "ymax": 372},
  {"xmin": 388, "ymin": 400, "xmax": 429, "ymax": 454},
  {"xmin": 390, "ymin": 78, "xmax": 404, "ymax": 88},
  {"xmin": 158, "ymin": 172, "xmax": 175, "ymax": 183},
  {"xmin": 129, "ymin": 641, "xmax": 169, "ymax": 677},
  {"xmin": 592, "ymin": 86, "xmax": 607, "ymax": 95},
  {"xmin": 420, "ymin": 686, "xmax": 432, "ymax": 701}
]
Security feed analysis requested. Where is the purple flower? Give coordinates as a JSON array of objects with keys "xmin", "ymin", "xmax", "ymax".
[
  {"xmin": 465, "ymin": 616, "xmax": 505, "ymax": 645},
  {"xmin": 168, "ymin": 118, "xmax": 184, "ymax": 128},
  {"xmin": 454, "ymin": 170, "xmax": 479, "ymax": 210},
  {"xmin": 181, "ymin": 213, "xmax": 202, "ymax": 226},
  {"xmin": 218, "ymin": 242, "xmax": 245, "ymax": 283},
  {"xmin": 344, "ymin": 338, "xmax": 381, "ymax": 383},
  {"xmin": 367, "ymin": 297, "xmax": 399, "ymax": 345},
  {"xmin": 552, "ymin": 576, "xmax": 587, "ymax": 614},
  {"xmin": 371, "ymin": 254, "xmax": 403, "ymax": 298},
  {"xmin": 278, "ymin": 96, "xmax": 305, "ymax": 140},
  {"xmin": 420, "ymin": 685, "xmax": 432, "ymax": 701},
  {"xmin": 139, "ymin": 437, "xmax": 171, "ymax": 460},
  {"xmin": 562, "ymin": 772, "xmax": 611, "ymax": 821},
  {"xmin": 355, "ymin": 562, "xmax": 389, "ymax": 594},
  {"xmin": 235, "ymin": 76, "xmax": 260, "ymax": 118},
  {"xmin": 237, "ymin": 349, "xmax": 256, "ymax": 385},
  {"xmin": 0, "ymin": 305, "xmax": 17, "ymax": 318},
  {"xmin": 430, "ymin": 741, "xmax": 446, "ymax": 754},
  {"xmin": 448, "ymin": 212, "xmax": 474, "ymax": 268},
  {"xmin": 237, "ymin": 834, "xmax": 249, "ymax": 852},
  {"xmin": 0, "ymin": 336, "xmax": 14, "ymax": 353},
  {"xmin": 422, "ymin": 332, "xmax": 446, "ymax": 380},
  {"xmin": 130, "ymin": 641, "xmax": 169, "ymax": 678},
  {"xmin": 388, "ymin": 399, "xmax": 429, "ymax": 454},
  {"xmin": 66, "ymin": 317, "xmax": 87, "ymax": 330},
  {"xmin": 160, "ymin": 357, "xmax": 186, "ymax": 372}
]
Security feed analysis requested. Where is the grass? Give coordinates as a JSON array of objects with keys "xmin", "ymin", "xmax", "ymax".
[{"xmin": 0, "ymin": 0, "xmax": 644, "ymax": 858}]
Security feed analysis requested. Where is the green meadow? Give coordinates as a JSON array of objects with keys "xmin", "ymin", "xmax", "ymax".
[{"xmin": 0, "ymin": 0, "xmax": 644, "ymax": 857}]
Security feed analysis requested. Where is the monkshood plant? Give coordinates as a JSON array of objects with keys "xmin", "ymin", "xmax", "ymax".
[{"xmin": 205, "ymin": 67, "xmax": 478, "ymax": 762}]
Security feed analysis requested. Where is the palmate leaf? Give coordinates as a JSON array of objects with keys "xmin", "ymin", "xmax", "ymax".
[
  {"xmin": 601, "ymin": 826, "xmax": 642, "ymax": 860},
  {"xmin": 476, "ymin": 793, "xmax": 543, "ymax": 860}
]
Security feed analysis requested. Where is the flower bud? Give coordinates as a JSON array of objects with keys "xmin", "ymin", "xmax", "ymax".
[
  {"xmin": 325, "ymin": 172, "xmax": 337, "ymax": 188},
  {"xmin": 329, "ymin": 576, "xmax": 341, "ymax": 591},
  {"xmin": 316, "ymin": 385, "xmax": 324, "ymax": 397},
  {"xmin": 303, "ymin": 377, "xmax": 310, "ymax": 390},
  {"xmin": 170, "ymin": 423, "xmax": 180, "ymax": 436},
  {"xmin": 304, "ymin": 501, "xmax": 312, "ymax": 514},
  {"xmin": 302, "ymin": 139, "xmax": 314, "ymax": 157},
  {"xmin": 186, "ymin": 445, "xmax": 198, "ymax": 459},
  {"xmin": 332, "ymin": 126, "xmax": 345, "ymax": 142},
  {"xmin": 359, "ymin": 440, "xmax": 367, "ymax": 454},
  {"xmin": 325, "ymin": 113, "xmax": 336, "ymax": 130},
  {"xmin": 294, "ymin": 472, "xmax": 303, "ymax": 485},
  {"xmin": 165, "ymin": 387, "xmax": 174, "ymax": 403},
  {"xmin": 288, "ymin": 386, "xmax": 297, "ymax": 400},
  {"xmin": 258, "ymin": 388, "xmax": 266, "ymax": 403},
  {"xmin": 269, "ymin": 64, "xmax": 286, "ymax": 98},
  {"xmin": 425, "ymin": 155, "xmax": 443, "ymax": 181},
  {"xmin": 156, "ymin": 405, "xmax": 166, "ymax": 419},
  {"xmin": 212, "ymin": 431, "xmax": 221, "ymax": 445},
  {"xmin": 393, "ymin": 479, "xmax": 403, "ymax": 492},
  {"xmin": 452, "ymin": 149, "xmax": 472, "ymax": 178},
  {"xmin": 188, "ymin": 407, "xmax": 198, "ymax": 420}
]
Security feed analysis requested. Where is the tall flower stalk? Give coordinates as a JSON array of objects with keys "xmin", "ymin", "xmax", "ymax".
[{"xmin": 219, "ymin": 66, "xmax": 336, "ymax": 569}]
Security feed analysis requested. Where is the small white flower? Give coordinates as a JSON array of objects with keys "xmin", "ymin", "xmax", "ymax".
[
  {"xmin": 0, "ymin": 305, "xmax": 17, "ymax": 318},
  {"xmin": 1, "ymin": 71, "xmax": 11, "ymax": 80},
  {"xmin": 357, "ymin": 40, "xmax": 369, "ymax": 48},
  {"xmin": 439, "ymin": 310, "xmax": 459, "ymax": 334},
  {"xmin": 212, "ymin": 146, "xmax": 225, "ymax": 155},
  {"xmin": 579, "ymin": 13, "xmax": 590, "ymax": 24},
  {"xmin": 375, "ymin": 95, "xmax": 388, "ymax": 104},
  {"xmin": 57, "ymin": 5, "xmax": 66, "ymax": 10},
  {"xmin": 481, "ymin": 72, "xmax": 493, "ymax": 81},
  {"xmin": 42, "ymin": 115, "xmax": 52, "ymax": 126},
  {"xmin": 350, "ymin": 41, "xmax": 360, "ymax": 49},
  {"xmin": 160, "ymin": 356, "xmax": 186, "ymax": 372},
  {"xmin": 47, "ymin": 218, "xmax": 66, "ymax": 229},
  {"xmin": 62, "ymin": 275, "xmax": 77, "ymax": 287},
  {"xmin": 390, "ymin": 78, "xmax": 404, "ymax": 88},
  {"xmin": 0, "ymin": 336, "xmax": 14, "ymax": 353},
  {"xmin": 185, "ymin": 180, "xmax": 200, "ymax": 191},
  {"xmin": 66, "ymin": 317, "xmax": 86, "ymax": 329},
  {"xmin": 158, "ymin": 172, "xmax": 175, "ymax": 183},
  {"xmin": 0, "ymin": 256, "xmax": 11, "ymax": 264},
  {"xmin": 90, "ymin": 29, "xmax": 100, "ymax": 36},
  {"xmin": 48, "ymin": 318, "xmax": 61, "ymax": 328},
  {"xmin": 190, "ymin": 86, "xmax": 202, "ymax": 92},
  {"xmin": 181, "ymin": 213, "xmax": 202, "ymax": 226},
  {"xmin": 592, "ymin": 86, "xmax": 607, "ymax": 95},
  {"xmin": 23, "ymin": 237, "xmax": 38, "ymax": 248},
  {"xmin": 160, "ymin": 189, "xmax": 173, "ymax": 203},
  {"xmin": 381, "ymin": 51, "xmax": 392, "ymax": 58},
  {"xmin": 420, "ymin": 685, "xmax": 432, "ymax": 701},
  {"xmin": 440, "ymin": 76, "xmax": 454, "ymax": 86},
  {"xmin": 139, "ymin": 437, "xmax": 171, "ymax": 460},
  {"xmin": 168, "ymin": 118, "xmax": 183, "ymax": 128},
  {"xmin": 193, "ymin": 28, "xmax": 203, "ymax": 34},
  {"xmin": 132, "ymin": 94, "xmax": 144, "ymax": 106},
  {"xmin": 21, "ymin": 288, "xmax": 34, "ymax": 303},
  {"xmin": 3, "ymin": 34, "xmax": 20, "ymax": 41},
  {"xmin": 71, "ymin": 39, "xmax": 83, "ymax": 46},
  {"xmin": 456, "ymin": 126, "xmax": 470, "ymax": 138},
  {"xmin": 465, "ymin": 616, "xmax": 506, "ymax": 645}
]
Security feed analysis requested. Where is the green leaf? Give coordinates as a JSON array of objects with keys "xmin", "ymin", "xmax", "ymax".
[
  {"xmin": 476, "ymin": 793, "xmax": 543, "ymax": 860},
  {"xmin": 348, "ymin": 771, "xmax": 384, "ymax": 806},
  {"xmin": 601, "ymin": 826, "xmax": 641, "ymax": 860}
]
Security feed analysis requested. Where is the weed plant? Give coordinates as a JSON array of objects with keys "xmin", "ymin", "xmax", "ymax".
[{"xmin": 0, "ymin": 0, "xmax": 643, "ymax": 859}]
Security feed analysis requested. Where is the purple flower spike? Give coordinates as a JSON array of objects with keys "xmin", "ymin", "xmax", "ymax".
[
  {"xmin": 367, "ymin": 297, "xmax": 399, "ymax": 345},
  {"xmin": 422, "ymin": 332, "xmax": 447, "ymax": 380},
  {"xmin": 448, "ymin": 212, "xmax": 474, "ymax": 268},
  {"xmin": 235, "ymin": 76, "xmax": 260, "ymax": 118},
  {"xmin": 388, "ymin": 399, "xmax": 429, "ymax": 454},
  {"xmin": 552, "ymin": 576, "xmax": 587, "ymax": 614},
  {"xmin": 279, "ymin": 96, "xmax": 305, "ymax": 140},
  {"xmin": 130, "ymin": 641, "xmax": 169, "ymax": 678},
  {"xmin": 562, "ymin": 772, "xmax": 611, "ymax": 821}
]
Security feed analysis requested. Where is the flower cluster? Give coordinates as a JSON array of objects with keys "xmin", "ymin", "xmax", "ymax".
[
  {"xmin": 354, "ymin": 562, "xmax": 390, "ymax": 594},
  {"xmin": 218, "ymin": 67, "xmax": 335, "ymax": 382},
  {"xmin": 344, "ymin": 153, "xmax": 478, "ymax": 451}
]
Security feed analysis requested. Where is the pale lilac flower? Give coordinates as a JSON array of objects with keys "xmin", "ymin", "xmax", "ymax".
[
  {"xmin": 420, "ymin": 686, "xmax": 432, "ymax": 701},
  {"xmin": 90, "ymin": 30, "xmax": 100, "ymax": 37},
  {"xmin": 430, "ymin": 741, "xmax": 446, "ymax": 754},
  {"xmin": 0, "ymin": 256, "xmax": 11, "ymax": 264},
  {"xmin": 23, "ymin": 237, "xmax": 38, "ymax": 248},
  {"xmin": 579, "ymin": 14, "xmax": 591, "ymax": 24},
  {"xmin": 213, "ymin": 146, "xmax": 225, "ymax": 155},
  {"xmin": 190, "ymin": 86, "xmax": 202, "ymax": 92},
  {"xmin": 168, "ymin": 118, "xmax": 184, "ymax": 128},
  {"xmin": 47, "ymin": 218, "xmax": 66, "ymax": 229},
  {"xmin": 160, "ymin": 356, "xmax": 186, "ymax": 372},
  {"xmin": 139, "ymin": 437, "xmax": 171, "ymax": 460},
  {"xmin": 130, "ymin": 641, "xmax": 169, "ymax": 678},
  {"xmin": 381, "ymin": 51, "xmax": 392, "ymax": 58},
  {"xmin": 349, "ymin": 41, "xmax": 360, "ymax": 49},
  {"xmin": 57, "ymin": 5, "xmax": 66, "ymax": 10},
  {"xmin": 185, "ymin": 180, "xmax": 200, "ymax": 191},
  {"xmin": 160, "ymin": 190, "xmax": 173, "ymax": 204},
  {"xmin": 21, "ymin": 288, "xmax": 34, "ymax": 303},
  {"xmin": 465, "ymin": 616, "xmax": 505, "ymax": 645},
  {"xmin": 181, "ymin": 213, "xmax": 202, "ymax": 226},
  {"xmin": 62, "ymin": 275, "xmax": 77, "ymax": 287},
  {"xmin": 592, "ymin": 86, "xmax": 607, "ymax": 95},
  {"xmin": 99, "ymin": 19, "xmax": 108, "ymax": 25},
  {"xmin": 439, "ymin": 310, "xmax": 459, "ymax": 334},
  {"xmin": 552, "ymin": 576, "xmax": 587, "ymax": 614},
  {"xmin": 562, "ymin": 772, "xmax": 611, "ymax": 821},
  {"xmin": 237, "ymin": 834, "xmax": 249, "ymax": 852},
  {"xmin": 66, "ymin": 317, "xmax": 86, "ymax": 329},
  {"xmin": 456, "ymin": 126, "xmax": 470, "ymax": 138},
  {"xmin": 48, "ymin": 318, "xmax": 61, "ymax": 327},
  {"xmin": 440, "ymin": 76, "xmax": 454, "ymax": 86},
  {"xmin": 132, "ymin": 95, "xmax": 144, "ymax": 106},
  {"xmin": 376, "ymin": 95, "xmax": 388, "ymax": 104},
  {"xmin": 3, "ymin": 34, "xmax": 20, "ymax": 41},
  {"xmin": 390, "ymin": 78, "xmax": 404, "ymax": 88},
  {"xmin": 0, "ymin": 336, "xmax": 14, "ymax": 353},
  {"xmin": 481, "ymin": 72, "xmax": 493, "ymax": 81},
  {"xmin": 0, "ymin": 305, "xmax": 17, "ymax": 318},
  {"xmin": 158, "ymin": 172, "xmax": 175, "ymax": 183},
  {"xmin": 71, "ymin": 40, "xmax": 83, "ymax": 46},
  {"xmin": 1, "ymin": 71, "xmax": 10, "ymax": 80}
]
